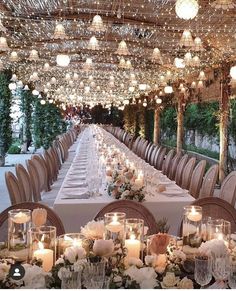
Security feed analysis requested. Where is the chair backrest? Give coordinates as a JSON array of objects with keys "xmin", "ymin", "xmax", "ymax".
[
  {"xmin": 94, "ymin": 200, "xmax": 158, "ymax": 235},
  {"xmin": 44, "ymin": 150, "xmax": 55, "ymax": 184},
  {"xmin": 150, "ymin": 146, "xmax": 161, "ymax": 167},
  {"xmin": 0, "ymin": 202, "xmax": 65, "ymax": 241},
  {"xmin": 181, "ymin": 157, "xmax": 196, "ymax": 190},
  {"xmin": 189, "ymin": 160, "xmax": 207, "ymax": 198},
  {"xmin": 175, "ymin": 154, "xmax": 188, "ymax": 186},
  {"xmin": 219, "ymin": 171, "xmax": 236, "ymax": 205},
  {"xmin": 192, "ymin": 197, "xmax": 236, "ymax": 233},
  {"xmin": 132, "ymin": 136, "xmax": 141, "ymax": 154},
  {"xmin": 162, "ymin": 149, "xmax": 175, "ymax": 175},
  {"xmin": 15, "ymin": 164, "xmax": 33, "ymax": 202},
  {"xmin": 31, "ymin": 155, "xmax": 48, "ymax": 192},
  {"xmin": 168, "ymin": 152, "xmax": 182, "ymax": 180},
  {"xmin": 155, "ymin": 147, "xmax": 167, "ymax": 170},
  {"xmin": 199, "ymin": 164, "xmax": 219, "ymax": 199},
  {"xmin": 144, "ymin": 142, "xmax": 152, "ymax": 161},
  {"xmin": 26, "ymin": 159, "xmax": 41, "ymax": 202},
  {"xmin": 58, "ymin": 140, "xmax": 66, "ymax": 163},
  {"xmin": 140, "ymin": 140, "xmax": 149, "ymax": 159},
  {"xmin": 5, "ymin": 171, "xmax": 24, "ymax": 205}
]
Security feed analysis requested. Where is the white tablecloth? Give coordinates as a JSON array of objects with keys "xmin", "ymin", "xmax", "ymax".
[{"xmin": 53, "ymin": 126, "xmax": 194, "ymax": 235}]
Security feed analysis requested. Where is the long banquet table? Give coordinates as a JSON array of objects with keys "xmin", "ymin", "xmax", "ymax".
[{"xmin": 53, "ymin": 125, "xmax": 194, "ymax": 235}]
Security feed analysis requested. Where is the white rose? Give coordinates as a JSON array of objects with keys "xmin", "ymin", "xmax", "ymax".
[
  {"xmin": 0, "ymin": 263, "xmax": 10, "ymax": 281},
  {"xmin": 127, "ymin": 257, "xmax": 143, "ymax": 268},
  {"xmin": 93, "ymin": 239, "xmax": 114, "ymax": 256},
  {"xmin": 145, "ymin": 255, "xmax": 156, "ymax": 266},
  {"xmin": 55, "ymin": 257, "xmax": 65, "ymax": 265},
  {"xmin": 81, "ymin": 220, "xmax": 105, "ymax": 239},
  {"xmin": 162, "ymin": 272, "xmax": 179, "ymax": 288},
  {"xmin": 177, "ymin": 277, "xmax": 194, "ymax": 289},
  {"xmin": 22, "ymin": 264, "xmax": 48, "ymax": 289},
  {"xmin": 64, "ymin": 246, "xmax": 86, "ymax": 263}
]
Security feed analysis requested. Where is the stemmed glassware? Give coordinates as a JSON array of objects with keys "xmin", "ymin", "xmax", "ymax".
[
  {"xmin": 194, "ymin": 255, "xmax": 212, "ymax": 288},
  {"xmin": 228, "ymin": 262, "xmax": 236, "ymax": 289},
  {"xmin": 83, "ymin": 260, "xmax": 109, "ymax": 289},
  {"xmin": 211, "ymin": 252, "xmax": 230, "ymax": 282}
]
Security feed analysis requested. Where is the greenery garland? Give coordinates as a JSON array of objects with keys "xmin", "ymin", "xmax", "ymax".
[
  {"xmin": 0, "ymin": 70, "xmax": 13, "ymax": 166},
  {"xmin": 33, "ymin": 100, "xmax": 66, "ymax": 149}
]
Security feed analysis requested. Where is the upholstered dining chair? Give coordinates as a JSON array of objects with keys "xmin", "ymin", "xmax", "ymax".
[
  {"xmin": 26, "ymin": 159, "xmax": 42, "ymax": 202},
  {"xmin": 198, "ymin": 164, "xmax": 219, "ymax": 199},
  {"xmin": 15, "ymin": 164, "xmax": 33, "ymax": 202},
  {"xmin": 178, "ymin": 197, "xmax": 236, "ymax": 236},
  {"xmin": 140, "ymin": 140, "xmax": 149, "ymax": 160},
  {"xmin": 181, "ymin": 157, "xmax": 196, "ymax": 190},
  {"xmin": 94, "ymin": 200, "xmax": 158, "ymax": 235},
  {"xmin": 168, "ymin": 152, "xmax": 182, "ymax": 180},
  {"xmin": 189, "ymin": 160, "xmax": 207, "ymax": 198},
  {"xmin": 149, "ymin": 145, "xmax": 159, "ymax": 166},
  {"xmin": 5, "ymin": 171, "xmax": 24, "ymax": 205},
  {"xmin": 144, "ymin": 142, "xmax": 152, "ymax": 162},
  {"xmin": 175, "ymin": 154, "xmax": 188, "ymax": 186},
  {"xmin": 0, "ymin": 202, "xmax": 65, "ymax": 241},
  {"xmin": 146, "ymin": 143, "xmax": 155, "ymax": 164},
  {"xmin": 44, "ymin": 150, "xmax": 55, "ymax": 184},
  {"xmin": 162, "ymin": 149, "xmax": 175, "ymax": 176},
  {"xmin": 219, "ymin": 171, "xmax": 236, "ymax": 206}
]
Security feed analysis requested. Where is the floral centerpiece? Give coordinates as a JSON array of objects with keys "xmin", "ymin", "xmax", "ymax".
[{"xmin": 106, "ymin": 164, "xmax": 145, "ymax": 202}]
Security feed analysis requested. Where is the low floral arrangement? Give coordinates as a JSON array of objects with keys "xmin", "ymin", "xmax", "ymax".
[
  {"xmin": 106, "ymin": 165, "xmax": 145, "ymax": 202},
  {"xmin": 1, "ymin": 218, "xmax": 236, "ymax": 289}
]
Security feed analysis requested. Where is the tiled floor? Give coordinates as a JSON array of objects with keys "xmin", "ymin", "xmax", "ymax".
[{"xmin": 0, "ymin": 154, "xmax": 32, "ymax": 212}]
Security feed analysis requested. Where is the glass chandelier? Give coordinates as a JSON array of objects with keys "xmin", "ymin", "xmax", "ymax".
[
  {"xmin": 83, "ymin": 58, "xmax": 93, "ymax": 71},
  {"xmin": 0, "ymin": 20, "xmax": 6, "ymax": 32},
  {"xmin": 179, "ymin": 30, "xmax": 194, "ymax": 47},
  {"xmin": 28, "ymin": 49, "xmax": 39, "ymax": 61},
  {"xmin": 164, "ymin": 85, "xmax": 173, "ymax": 94},
  {"xmin": 174, "ymin": 57, "xmax": 185, "ymax": 68},
  {"xmin": 211, "ymin": 0, "xmax": 235, "ymax": 9},
  {"xmin": 116, "ymin": 40, "xmax": 130, "ymax": 55},
  {"xmin": 9, "ymin": 51, "xmax": 19, "ymax": 62},
  {"xmin": 175, "ymin": 0, "xmax": 199, "ymax": 20},
  {"xmin": 53, "ymin": 23, "xmax": 67, "ymax": 39},
  {"xmin": 151, "ymin": 48, "xmax": 162, "ymax": 63},
  {"xmin": 89, "ymin": 15, "xmax": 106, "ymax": 32},
  {"xmin": 88, "ymin": 36, "xmax": 99, "ymax": 50},
  {"xmin": 230, "ymin": 65, "xmax": 236, "ymax": 79},
  {"xmin": 193, "ymin": 37, "xmax": 204, "ymax": 51}
]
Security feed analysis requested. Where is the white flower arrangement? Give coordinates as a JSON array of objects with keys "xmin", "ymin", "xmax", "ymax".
[
  {"xmin": 199, "ymin": 239, "xmax": 229, "ymax": 257},
  {"xmin": 80, "ymin": 220, "xmax": 105, "ymax": 239}
]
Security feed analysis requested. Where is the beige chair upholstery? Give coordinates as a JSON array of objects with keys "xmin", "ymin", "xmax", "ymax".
[
  {"xmin": 5, "ymin": 171, "xmax": 24, "ymax": 205},
  {"xmin": 15, "ymin": 164, "xmax": 33, "ymax": 202},
  {"xmin": 199, "ymin": 164, "xmax": 219, "ymax": 199},
  {"xmin": 168, "ymin": 152, "xmax": 182, "ymax": 180},
  {"xmin": 175, "ymin": 154, "xmax": 188, "ymax": 186},
  {"xmin": 94, "ymin": 200, "xmax": 158, "ymax": 235},
  {"xmin": 181, "ymin": 157, "xmax": 196, "ymax": 190},
  {"xmin": 149, "ymin": 145, "xmax": 159, "ymax": 166},
  {"xmin": 26, "ymin": 159, "xmax": 42, "ymax": 202},
  {"xmin": 219, "ymin": 171, "xmax": 236, "ymax": 205},
  {"xmin": 189, "ymin": 160, "xmax": 207, "ymax": 198},
  {"xmin": 162, "ymin": 149, "xmax": 175, "ymax": 176}
]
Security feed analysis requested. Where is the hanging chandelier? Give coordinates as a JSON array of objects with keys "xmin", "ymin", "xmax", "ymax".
[
  {"xmin": 175, "ymin": 0, "xmax": 199, "ymax": 20},
  {"xmin": 53, "ymin": 23, "xmax": 67, "ymax": 39},
  {"xmin": 118, "ymin": 57, "xmax": 126, "ymax": 68},
  {"xmin": 0, "ymin": 37, "xmax": 9, "ymax": 51},
  {"xmin": 89, "ymin": 15, "xmax": 106, "ymax": 33},
  {"xmin": 197, "ymin": 80, "xmax": 204, "ymax": 89},
  {"xmin": 164, "ymin": 85, "xmax": 173, "ymax": 94},
  {"xmin": 50, "ymin": 77, "xmax": 57, "ymax": 85},
  {"xmin": 43, "ymin": 63, "xmax": 50, "ymax": 71},
  {"xmin": 83, "ymin": 58, "xmax": 93, "ymax": 71},
  {"xmin": 30, "ymin": 72, "xmax": 39, "ymax": 82},
  {"xmin": 56, "ymin": 54, "xmax": 70, "ymax": 67},
  {"xmin": 192, "ymin": 55, "xmax": 200, "ymax": 67},
  {"xmin": 126, "ymin": 60, "xmax": 132, "ymax": 69},
  {"xmin": 191, "ymin": 81, "xmax": 196, "ymax": 88},
  {"xmin": 9, "ymin": 51, "xmax": 19, "ymax": 62},
  {"xmin": 115, "ymin": 40, "xmax": 130, "ymax": 56},
  {"xmin": 184, "ymin": 52, "xmax": 192, "ymax": 66},
  {"xmin": 193, "ymin": 37, "xmax": 204, "ymax": 51},
  {"xmin": 211, "ymin": 0, "xmax": 235, "ymax": 9},
  {"xmin": 88, "ymin": 36, "xmax": 99, "ymax": 50},
  {"xmin": 28, "ymin": 49, "xmax": 39, "ymax": 61},
  {"xmin": 151, "ymin": 48, "xmax": 162, "ymax": 63},
  {"xmin": 179, "ymin": 30, "xmax": 194, "ymax": 47},
  {"xmin": 198, "ymin": 70, "xmax": 206, "ymax": 80}
]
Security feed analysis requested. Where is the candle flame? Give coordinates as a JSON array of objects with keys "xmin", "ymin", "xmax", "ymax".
[
  {"xmin": 130, "ymin": 234, "xmax": 136, "ymax": 240},
  {"xmin": 38, "ymin": 241, "xmax": 44, "ymax": 250},
  {"xmin": 191, "ymin": 206, "xmax": 196, "ymax": 215},
  {"xmin": 113, "ymin": 214, "xmax": 118, "ymax": 223}
]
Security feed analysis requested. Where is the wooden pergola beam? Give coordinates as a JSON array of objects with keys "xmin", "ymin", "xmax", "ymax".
[
  {"xmin": 177, "ymin": 93, "xmax": 185, "ymax": 153},
  {"xmin": 153, "ymin": 107, "xmax": 161, "ymax": 145}
]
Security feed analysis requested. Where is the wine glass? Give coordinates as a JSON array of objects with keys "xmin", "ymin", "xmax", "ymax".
[
  {"xmin": 212, "ymin": 253, "xmax": 230, "ymax": 281},
  {"xmin": 228, "ymin": 262, "xmax": 236, "ymax": 288},
  {"xmin": 194, "ymin": 255, "xmax": 212, "ymax": 288}
]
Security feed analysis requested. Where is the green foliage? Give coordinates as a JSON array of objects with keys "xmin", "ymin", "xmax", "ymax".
[
  {"xmin": 184, "ymin": 102, "xmax": 219, "ymax": 136},
  {"xmin": 91, "ymin": 104, "xmax": 123, "ymax": 126},
  {"xmin": 123, "ymin": 104, "xmax": 137, "ymax": 134},
  {"xmin": 229, "ymin": 99, "xmax": 236, "ymax": 145},
  {"xmin": 20, "ymin": 89, "xmax": 35, "ymax": 147},
  {"xmin": 33, "ymin": 100, "xmax": 66, "ymax": 149},
  {"xmin": 160, "ymin": 106, "xmax": 177, "ymax": 138},
  {"xmin": 0, "ymin": 70, "xmax": 13, "ymax": 160},
  {"xmin": 184, "ymin": 144, "xmax": 219, "ymax": 160},
  {"xmin": 8, "ymin": 144, "xmax": 21, "ymax": 154}
]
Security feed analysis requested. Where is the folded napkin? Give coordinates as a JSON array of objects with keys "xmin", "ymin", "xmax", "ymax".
[
  {"xmin": 64, "ymin": 181, "xmax": 88, "ymax": 188},
  {"xmin": 62, "ymin": 191, "xmax": 90, "ymax": 199},
  {"xmin": 161, "ymin": 189, "xmax": 186, "ymax": 196}
]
